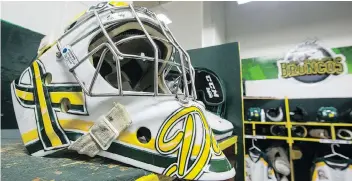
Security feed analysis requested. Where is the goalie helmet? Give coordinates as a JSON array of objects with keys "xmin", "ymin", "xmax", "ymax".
[
  {"xmin": 11, "ymin": 2, "xmax": 235, "ymax": 180},
  {"xmin": 247, "ymin": 107, "xmax": 261, "ymax": 121},
  {"xmin": 266, "ymin": 107, "xmax": 284, "ymax": 122},
  {"xmin": 317, "ymin": 107, "xmax": 338, "ymax": 122}
]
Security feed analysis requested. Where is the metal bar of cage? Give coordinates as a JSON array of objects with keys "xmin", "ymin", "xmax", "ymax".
[
  {"xmin": 56, "ymin": 3, "xmax": 195, "ymax": 100},
  {"xmin": 88, "ymin": 48, "xmax": 109, "ymax": 94},
  {"xmin": 93, "ymin": 10, "xmax": 124, "ymax": 95},
  {"xmin": 68, "ymin": 42, "xmax": 110, "ymax": 72},
  {"xmin": 162, "ymin": 24, "xmax": 197, "ymax": 99},
  {"xmin": 148, "ymin": 10, "xmax": 197, "ymax": 100},
  {"xmin": 150, "ymin": 12, "xmax": 190, "ymax": 99},
  {"xmin": 129, "ymin": 5, "xmax": 159, "ymax": 96}
]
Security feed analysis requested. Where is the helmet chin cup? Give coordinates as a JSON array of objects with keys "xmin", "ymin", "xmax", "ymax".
[{"xmin": 11, "ymin": 2, "xmax": 235, "ymax": 180}]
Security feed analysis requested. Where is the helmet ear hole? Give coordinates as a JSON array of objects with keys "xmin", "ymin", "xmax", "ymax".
[
  {"xmin": 43, "ymin": 73, "xmax": 52, "ymax": 85},
  {"xmin": 60, "ymin": 98, "xmax": 71, "ymax": 113},
  {"xmin": 137, "ymin": 127, "xmax": 151, "ymax": 144}
]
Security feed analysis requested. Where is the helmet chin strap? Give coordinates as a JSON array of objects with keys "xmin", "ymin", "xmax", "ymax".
[{"xmin": 266, "ymin": 107, "xmax": 284, "ymax": 122}]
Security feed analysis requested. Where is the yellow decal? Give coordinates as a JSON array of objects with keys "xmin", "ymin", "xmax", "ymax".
[
  {"xmin": 15, "ymin": 89, "xmax": 34, "ymax": 101},
  {"xmin": 33, "ymin": 62, "xmax": 63, "ymax": 147},
  {"xmin": 109, "ymin": 1, "xmax": 129, "ymax": 7},
  {"xmin": 179, "ymin": 115, "xmax": 195, "ymax": 175},
  {"xmin": 14, "ymin": 61, "xmax": 87, "ymax": 116},
  {"xmin": 14, "ymin": 60, "xmax": 88, "ymax": 149},
  {"xmin": 37, "ymin": 40, "xmax": 57, "ymax": 58},
  {"xmin": 21, "ymin": 129, "xmax": 39, "ymax": 144},
  {"xmin": 50, "ymin": 92, "xmax": 84, "ymax": 105},
  {"xmin": 312, "ymin": 169, "xmax": 318, "ymax": 181},
  {"xmin": 211, "ymin": 131, "xmax": 222, "ymax": 156},
  {"xmin": 15, "ymin": 88, "xmax": 83, "ymax": 106},
  {"xmin": 72, "ymin": 10, "xmax": 86, "ymax": 23},
  {"xmin": 315, "ymin": 162, "xmax": 325, "ymax": 167},
  {"xmin": 269, "ymin": 168, "xmax": 275, "ymax": 176},
  {"xmin": 156, "ymin": 106, "xmax": 222, "ymax": 180},
  {"xmin": 260, "ymin": 158, "xmax": 268, "ymax": 167},
  {"xmin": 135, "ymin": 174, "xmax": 159, "ymax": 181}
]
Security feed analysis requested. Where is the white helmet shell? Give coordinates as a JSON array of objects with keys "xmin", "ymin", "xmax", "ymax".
[{"xmin": 11, "ymin": 2, "xmax": 235, "ymax": 180}]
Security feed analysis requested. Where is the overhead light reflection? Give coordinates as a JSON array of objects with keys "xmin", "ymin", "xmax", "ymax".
[{"xmin": 156, "ymin": 13, "xmax": 172, "ymax": 25}]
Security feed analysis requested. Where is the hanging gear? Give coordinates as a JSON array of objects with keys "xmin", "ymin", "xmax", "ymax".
[
  {"xmin": 266, "ymin": 107, "xmax": 284, "ymax": 122},
  {"xmin": 317, "ymin": 107, "xmax": 338, "ymax": 122},
  {"xmin": 245, "ymin": 152, "xmax": 278, "ymax": 181},
  {"xmin": 266, "ymin": 146, "xmax": 291, "ymax": 177},
  {"xmin": 291, "ymin": 126, "xmax": 308, "ymax": 138},
  {"xmin": 270, "ymin": 125, "xmax": 287, "ymax": 136},
  {"xmin": 312, "ymin": 155, "xmax": 352, "ymax": 181},
  {"xmin": 280, "ymin": 176, "xmax": 289, "ymax": 181},
  {"xmin": 290, "ymin": 106, "xmax": 308, "ymax": 122},
  {"xmin": 248, "ymin": 107, "xmax": 262, "ymax": 121},
  {"xmin": 337, "ymin": 129, "xmax": 352, "ymax": 140}
]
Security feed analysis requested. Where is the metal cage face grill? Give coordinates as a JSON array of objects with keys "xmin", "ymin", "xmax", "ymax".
[{"xmin": 57, "ymin": 3, "xmax": 197, "ymax": 101}]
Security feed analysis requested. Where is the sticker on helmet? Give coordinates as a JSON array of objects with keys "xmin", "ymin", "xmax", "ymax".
[{"xmin": 61, "ymin": 46, "xmax": 79, "ymax": 69}]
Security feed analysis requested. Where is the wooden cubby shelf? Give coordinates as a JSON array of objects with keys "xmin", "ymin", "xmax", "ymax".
[
  {"xmin": 245, "ymin": 135, "xmax": 289, "ymax": 141},
  {"xmin": 291, "ymin": 122, "xmax": 352, "ymax": 126},
  {"xmin": 244, "ymin": 121, "xmax": 287, "ymax": 125}
]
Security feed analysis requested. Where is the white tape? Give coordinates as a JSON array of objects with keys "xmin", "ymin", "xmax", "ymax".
[
  {"xmin": 319, "ymin": 139, "xmax": 351, "ymax": 144},
  {"xmin": 69, "ymin": 102, "xmax": 132, "ymax": 156},
  {"xmin": 245, "ymin": 135, "xmax": 266, "ymax": 139},
  {"xmin": 68, "ymin": 133, "xmax": 100, "ymax": 157},
  {"xmin": 89, "ymin": 116, "xmax": 118, "ymax": 150}
]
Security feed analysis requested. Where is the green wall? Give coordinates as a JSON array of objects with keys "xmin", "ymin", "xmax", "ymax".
[
  {"xmin": 1, "ymin": 20, "xmax": 44, "ymax": 129},
  {"xmin": 187, "ymin": 42, "xmax": 244, "ymax": 181}
]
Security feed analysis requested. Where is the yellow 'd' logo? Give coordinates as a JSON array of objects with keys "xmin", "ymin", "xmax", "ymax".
[{"xmin": 155, "ymin": 106, "xmax": 222, "ymax": 180}]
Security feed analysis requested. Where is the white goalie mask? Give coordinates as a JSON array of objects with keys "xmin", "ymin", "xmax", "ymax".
[{"xmin": 11, "ymin": 2, "xmax": 235, "ymax": 180}]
